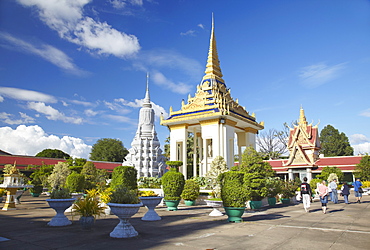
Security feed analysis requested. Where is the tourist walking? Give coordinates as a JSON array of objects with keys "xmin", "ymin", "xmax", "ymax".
[
  {"xmin": 300, "ymin": 177, "xmax": 312, "ymax": 212},
  {"xmin": 353, "ymin": 178, "xmax": 363, "ymax": 203},
  {"xmin": 341, "ymin": 182, "xmax": 350, "ymax": 204},
  {"xmin": 329, "ymin": 179, "xmax": 338, "ymax": 204},
  {"xmin": 318, "ymin": 180, "xmax": 329, "ymax": 214}
]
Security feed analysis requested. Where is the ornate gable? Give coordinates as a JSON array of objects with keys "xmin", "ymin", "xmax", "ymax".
[{"xmin": 284, "ymin": 108, "xmax": 321, "ymax": 167}]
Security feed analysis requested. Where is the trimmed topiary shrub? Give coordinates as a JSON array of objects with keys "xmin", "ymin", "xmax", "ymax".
[
  {"xmin": 66, "ymin": 172, "xmax": 85, "ymax": 193},
  {"xmin": 162, "ymin": 168, "xmax": 185, "ymax": 201},
  {"xmin": 181, "ymin": 179, "xmax": 200, "ymax": 201},
  {"xmin": 110, "ymin": 166, "xmax": 138, "ymax": 190},
  {"xmin": 219, "ymin": 171, "xmax": 247, "ymax": 207}
]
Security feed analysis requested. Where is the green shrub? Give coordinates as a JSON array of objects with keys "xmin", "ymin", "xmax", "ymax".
[
  {"xmin": 109, "ymin": 185, "xmax": 140, "ymax": 204},
  {"xmin": 30, "ymin": 185, "xmax": 43, "ymax": 194},
  {"xmin": 50, "ymin": 188, "xmax": 72, "ymax": 199},
  {"xmin": 310, "ymin": 178, "xmax": 323, "ymax": 191},
  {"xmin": 110, "ymin": 166, "xmax": 138, "ymax": 190},
  {"xmin": 162, "ymin": 168, "xmax": 185, "ymax": 201},
  {"xmin": 69, "ymin": 166, "xmax": 83, "ymax": 173},
  {"xmin": 138, "ymin": 177, "xmax": 161, "ymax": 188},
  {"xmin": 280, "ymin": 180, "xmax": 299, "ymax": 198},
  {"xmin": 219, "ymin": 171, "xmax": 247, "ymax": 207},
  {"xmin": 165, "ymin": 161, "xmax": 183, "ymax": 170},
  {"xmin": 66, "ymin": 172, "xmax": 85, "ymax": 193},
  {"xmin": 181, "ymin": 179, "xmax": 200, "ymax": 200}
]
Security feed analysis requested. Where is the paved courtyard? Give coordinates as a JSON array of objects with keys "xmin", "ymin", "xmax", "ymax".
[{"xmin": 0, "ymin": 193, "xmax": 369, "ymax": 250}]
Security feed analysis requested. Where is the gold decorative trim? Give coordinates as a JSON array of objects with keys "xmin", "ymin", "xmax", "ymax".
[
  {"xmin": 244, "ymin": 127, "xmax": 258, "ymax": 134},
  {"xmin": 200, "ymin": 119, "xmax": 219, "ymax": 126},
  {"xmin": 168, "ymin": 124, "xmax": 188, "ymax": 131}
]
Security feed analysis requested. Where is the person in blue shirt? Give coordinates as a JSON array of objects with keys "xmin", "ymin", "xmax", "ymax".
[{"xmin": 353, "ymin": 178, "xmax": 363, "ymax": 203}]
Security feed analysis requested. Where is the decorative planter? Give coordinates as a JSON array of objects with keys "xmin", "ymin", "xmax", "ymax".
[
  {"xmin": 281, "ymin": 198, "xmax": 290, "ymax": 204},
  {"xmin": 205, "ymin": 200, "xmax": 224, "ymax": 216},
  {"xmin": 164, "ymin": 200, "xmax": 180, "ymax": 211},
  {"xmin": 30, "ymin": 192, "xmax": 41, "ymax": 197},
  {"xmin": 79, "ymin": 216, "xmax": 95, "ymax": 230},
  {"xmin": 46, "ymin": 198, "xmax": 76, "ymax": 226},
  {"xmin": 249, "ymin": 200, "xmax": 262, "ymax": 209},
  {"xmin": 224, "ymin": 207, "xmax": 245, "ymax": 223},
  {"xmin": 268, "ymin": 197, "xmax": 277, "ymax": 206},
  {"xmin": 108, "ymin": 202, "xmax": 142, "ymax": 238},
  {"xmin": 184, "ymin": 200, "xmax": 196, "ymax": 206},
  {"xmin": 139, "ymin": 196, "xmax": 163, "ymax": 221}
]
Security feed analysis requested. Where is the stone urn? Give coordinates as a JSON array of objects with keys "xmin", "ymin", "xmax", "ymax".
[
  {"xmin": 139, "ymin": 196, "xmax": 163, "ymax": 221},
  {"xmin": 205, "ymin": 200, "xmax": 224, "ymax": 216},
  {"xmin": 46, "ymin": 198, "xmax": 76, "ymax": 226},
  {"xmin": 108, "ymin": 202, "xmax": 142, "ymax": 238}
]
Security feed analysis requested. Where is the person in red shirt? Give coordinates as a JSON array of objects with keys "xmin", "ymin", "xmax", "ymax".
[{"xmin": 318, "ymin": 180, "xmax": 329, "ymax": 214}]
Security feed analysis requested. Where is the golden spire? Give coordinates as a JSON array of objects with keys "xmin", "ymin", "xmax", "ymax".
[
  {"xmin": 299, "ymin": 106, "xmax": 308, "ymax": 126},
  {"xmin": 202, "ymin": 14, "xmax": 224, "ymax": 84}
]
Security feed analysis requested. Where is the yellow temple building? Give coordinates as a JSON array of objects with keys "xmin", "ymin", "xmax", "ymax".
[{"xmin": 161, "ymin": 18, "xmax": 264, "ymax": 178}]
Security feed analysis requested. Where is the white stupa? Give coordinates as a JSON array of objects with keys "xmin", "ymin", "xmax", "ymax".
[{"xmin": 123, "ymin": 75, "xmax": 167, "ymax": 178}]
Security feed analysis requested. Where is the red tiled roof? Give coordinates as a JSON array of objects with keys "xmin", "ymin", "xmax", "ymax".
[{"xmin": 0, "ymin": 155, "xmax": 121, "ymax": 171}]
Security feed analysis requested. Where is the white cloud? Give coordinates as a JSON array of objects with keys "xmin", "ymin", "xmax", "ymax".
[
  {"xmin": 17, "ymin": 0, "xmax": 140, "ymax": 58},
  {"xmin": 115, "ymin": 98, "xmax": 168, "ymax": 119},
  {"xmin": 360, "ymin": 108, "xmax": 370, "ymax": 117},
  {"xmin": 27, "ymin": 102, "xmax": 83, "ymax": 124},
  {"xmin": 132, "ymin": 49, "xmax": 202, "ymax": 94},
  {"xmin": 180, "ymin": 30, "xmax": 196, "ymax": 36},
  {"xmin": 299, "ymin": 62, "xmax": 346, "ymax": 88},
  {"xmin": 103, "ymin": 101, "xmax": 131, "ymax": 114},
  {"xmin": 84, "ymin": 109, "xmax": 98, "ymax": 117},
  {"xmin": 0, "ymin": 112, "xmax": 36, "ymax": 125},
  {"xmin": 0, "ymin": 32, "xmax": 86, "ymax": 75},
  {"xmin": 109, "ymin": 0, "xmax": 143, "ymax": 9},
  {"xmin": 350, "ymin": 134, "xmax": 369, "ymax": 145},
  {"xmin": 104, "ymin": 114, "xmax": 134, "ymax": 124},
  {"xmin": 0, "ymin": 96, "xmax": 4, "ymax": 102},
  {"xmin": 152, "ymin": 71, "xmax": 192, "ymax": 94},
  {"xmin": 0, "ymin": 87, "xmax": 57, "ymax": 103},
  {"xmin": 0, "ymin": 125, "xmax": 92, "ymax": 159},
  {"xmin": 350, "ymin": 134, "xmax": 370, "ymax": 155},
  {"xmin": 198, "ymin": 24, "xmax": 204, "ymax": 29}
]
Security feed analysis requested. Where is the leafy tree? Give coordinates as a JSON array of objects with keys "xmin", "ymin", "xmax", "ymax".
[
  {"xmin": 316, "ymin": 166, "xmax": 343, "ymax": 182},
  {"xmin": 66, "ymin": 172, "xmax": 85, "ymax": 193},
  {"xmin": 48, "ymin": 162, "xmax": 71, "ymax": 190},
  {"xmin": 110, "ymin": 166, "xmax": 138, "ymax": 190},
  {"xmin": 90, "ymin": 138, "xmax": 128, "ymax": 162},
  {"xmin": 66, "ymin": 158, "xmax": 87, "ymax": 167},
  {"xmin": 205, "ymin": 156, "xmax": 229, "ymax": 198},
  {"xmin": 354, "ymin": 155, "xmax": 370, "ymax": 181},
  {"xmin": 81, "ymin": 161, "xmax": 98, "ymax": 189},
  {"xmin": 36, "ymin": 149, "xmax": 70, "ymax": 159},
  {"xmin": 320, "ymin": 125, "xmax": 353, "ymax": 156}
]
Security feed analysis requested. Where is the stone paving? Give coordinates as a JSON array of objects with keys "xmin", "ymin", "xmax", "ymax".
[{"xmin": 0, "ymin": 193, "xmax": 369, "ymax": 249}]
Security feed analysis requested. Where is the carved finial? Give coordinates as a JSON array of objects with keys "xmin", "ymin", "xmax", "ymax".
[
  {"xmin": 236, "ymin": 98, "xmax": 238, "ymax": 104},
  {"xmin": 170, "ymin": 106, "xmax": 173, "ymax": 113},
  {"xmin": 252, "ymin": 112, "xmax": 256, "ymax": 118},
  {"xmin": 299, "ymin": 106, "xmax": 308, "ymax": 126},
  {"xmin": 260, "ymin": 121, "xmax": 265, "ymax": 126}
]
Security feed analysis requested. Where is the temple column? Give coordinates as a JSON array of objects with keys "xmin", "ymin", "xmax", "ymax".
[
  {"xmin": 193, "ymin": 130, "xmax": 198, "ymax": 177},
  {"xmin": 288, "ymin": 168, "xmax": 293, "ymax": 180},
  {"xmin": 306, "ymin": 167, "xmax": 312, "ymax": 183}
]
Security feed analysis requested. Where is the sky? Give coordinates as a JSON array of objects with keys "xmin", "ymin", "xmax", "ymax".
[{"xmin": 1, "ymin": 0, "xmax": 370, "ymax": 160}]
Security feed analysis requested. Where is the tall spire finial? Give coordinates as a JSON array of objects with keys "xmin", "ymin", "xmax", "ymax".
[
  {"xmin": 144, "ymin": 73, "xmax": 151, "ymax": 105},
  {"xmin": 202, "ymin": 13, "xmax": 224, "ymax": 84}
]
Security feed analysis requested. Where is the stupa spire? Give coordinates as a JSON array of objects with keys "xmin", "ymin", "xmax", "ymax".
[
  {"xmin": 299, "ymin": 106, "xmax": 308, "ymax": 126},
  {"xmin": 202, "ymin": 14, "xmax": 224, "ymax": 84},
  {"xmin": 143, "ymin": 73, "xmax": 151, "ymax": 108}
]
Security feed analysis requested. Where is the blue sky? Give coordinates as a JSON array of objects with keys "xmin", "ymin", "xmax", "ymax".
[{"xmin": 1, "ymin": 0, "xmax": 370, "ymax": 159}]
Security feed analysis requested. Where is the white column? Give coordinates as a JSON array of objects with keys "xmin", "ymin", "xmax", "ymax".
[
  {"xmin": 193, "ymin": 130, "xmax": 197, "ymax": 177},
  {"xmin": 288, "ymin": 168, "xmax": 293, "ymax": 180},
  {"xmin": 183, "ymin": 139, "xmax": 187, "ymax": 179},
  {"xmin": 306, "ymin": 167, "xmax": 312, "ymax": 183}
]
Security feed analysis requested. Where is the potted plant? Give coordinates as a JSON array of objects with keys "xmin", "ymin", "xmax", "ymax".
[
  {"xmin": 29, "ymin": 185, "xmax": 43, "ymax": 197},
  {"xmin": 235, "ymin": 147, "xmax": 275, "ymax": 209},
  {"xmin": 139, "ymin": 190, "xmax": 163, "ymax": 221},
  {"xmin": 219, "ymin": 171, "xmax": 247, "ymax": 223},
  {"xmin": 165, "ymin": 161, "xmax": 183, "ymax": 170},
  {"xmin": 181, "ymin": 179, "xmax": 200, "ymax": 206},
  {"xmin": 162, "ymin": 166, "xmax": 185, "ymax": 211},
  {"xmin": 280, "ymin": 180, "xmax": 299, "ymax": 204},
  {"xmin": 265, "ymin": 177, "xmax": 282, "ymax": 206},
  {"xmin": 46, "ymin": 188, "xmax": 75, "ymax": 226},
  {"xmin": 73, "ymin": 194, "xmax": 105, "ymax": 230},
  {"xmin": 108, "ymin": 185, "xmax": 142, "ymax": 238},
  {"xmin": 45, "ymin": 162, "xmax": 75, "ymax": 226}
]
